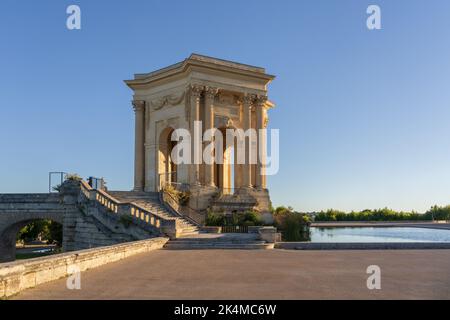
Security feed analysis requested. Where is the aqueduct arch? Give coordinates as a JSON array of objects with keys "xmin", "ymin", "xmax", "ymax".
[{"xmin": 0, "ymin": 194, "xmax": 65, "ymax": 262}]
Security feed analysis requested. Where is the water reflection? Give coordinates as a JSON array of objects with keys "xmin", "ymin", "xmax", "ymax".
[{"xmin": 310, "ymin": 227, "xmax": 450, "ymax": 243}]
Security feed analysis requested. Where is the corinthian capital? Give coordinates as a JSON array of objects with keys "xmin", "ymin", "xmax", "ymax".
[
  {"xmin": 204, "ymin": 86, "xmax": 219, "ymax": 100},
  {"xmin": 190, "ymin": 84, "xmax": 204, "ymax": 98},
  {"xmin": 132, "ymin": 100, "xmax": 145, "ymax": 112},
  {"xmin": 242, "ymin": 93, "xmax": 256, "ymax": 106},
  {"xmin": 255, "ymin": 95, "xmax": 268, "ymax": 107}
]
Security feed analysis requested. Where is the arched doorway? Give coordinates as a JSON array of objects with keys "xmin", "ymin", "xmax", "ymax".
[
  {"xmin": 214, "ymin": 127, "xmax": 237, "ymax": 194},
  {"xmin": 158, "ymin": 127, "xmax": 177, "ymax": 190}
]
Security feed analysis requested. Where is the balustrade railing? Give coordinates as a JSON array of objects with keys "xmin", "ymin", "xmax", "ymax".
[{"xmin": 79, "ymin": 180, "xmax": 177, "ymax": 233}]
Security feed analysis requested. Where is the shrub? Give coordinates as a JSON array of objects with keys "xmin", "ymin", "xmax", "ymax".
[
  {"xmin": 178, "ymin": 191, "xmax": 190, "ymax": 206},
  {"xmin": 163, "ymin": 185, "xmax": 190, "ymax": 206},
  {"xmin": 274, "ymin": 207, "xmax": 311, "ymax": 241},
  {"xmin": 65, "ymin": 173, "xmax": 82, "ymax": 182},
  {"xmin": 240, "ymin": 211, "xmax": 263, "ymax": 226},
  {"xmin": 204, "ymin": 210, "xmax": 263, "ymax": 227},
  {"xmin": 205, "ymin": 211, "xmax": 226, "ymax": 226}
]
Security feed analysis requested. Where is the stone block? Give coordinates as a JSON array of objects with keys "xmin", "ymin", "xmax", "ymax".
[
  {"xmin": 258, "ymin": 227, "xmax": 281, "ymax": 243},
  {"xmin": 201, "ymin": 226, "xmax": 222, "ymax": 233}
]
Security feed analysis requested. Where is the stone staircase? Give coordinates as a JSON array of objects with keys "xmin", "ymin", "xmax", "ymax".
[
  {"xmin": 97, "ymin": 190, "xmax": 273, "ymax": 249},
  {"xmin": 107, "ymin": 191, "xmax": 200, "ymax": 237},
  {"xmin": 164, "ymin": 233, "xmax": 274, "ymax": 250}
]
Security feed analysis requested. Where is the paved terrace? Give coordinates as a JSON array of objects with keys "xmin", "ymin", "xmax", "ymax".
[{"xmin": 14, "ymin": 249, "xmax": 450, "ymax": 299}]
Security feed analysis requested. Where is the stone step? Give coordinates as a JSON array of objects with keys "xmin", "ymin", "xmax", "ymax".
[
  {"xmin": 164, "ymin": 242, "xmax": 274, "ymax": 250},
  {"xmin": 178, "ymin": 232, "xmax": 201, "ymax": 237},
  {"xmin": 179, "ymin": 228, "xmax": 200, "ymax": 233},
  {"xmin": 179, "ymin": 228, "xmax": 200, "ymax": 234}
]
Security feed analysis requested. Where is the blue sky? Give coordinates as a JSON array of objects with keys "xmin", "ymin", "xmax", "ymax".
[{"xmin": 1, "ymin": 0, "xmax": 450, "ymax": 213}]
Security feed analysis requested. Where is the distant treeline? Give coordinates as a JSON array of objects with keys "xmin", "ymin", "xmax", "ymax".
[{"xmin": 314, "ymin": 206, "xmax": 450, "ymax": 222}]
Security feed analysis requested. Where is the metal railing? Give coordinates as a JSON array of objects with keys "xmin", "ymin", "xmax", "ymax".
[
  {"xmin": 48, "ymin": 172, "xmax": 67, "ymax": 193},
  {"xmin": 87, "ymin": 176, "xmax": 105, "ymax": 190},
  {"xmin": 221, "ymin": 225, "xmax": 249, "ymax": 233},
  {"xmin": 158, "ymin": 171, "xmax": 178, "ymax": 191},
  {"xmin": 160, "ymin": 186, "xmax": 202, "ymax": 226}
]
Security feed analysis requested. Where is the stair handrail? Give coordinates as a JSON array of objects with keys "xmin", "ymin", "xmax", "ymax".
[{"xmin": 159, "ymin": 188, "xmax": 201, "ymax": 227}]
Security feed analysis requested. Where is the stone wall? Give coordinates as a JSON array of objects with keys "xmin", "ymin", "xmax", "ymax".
[{"xmin": 0, "ymin": 237, "xmax": 168, "ymax": 299}]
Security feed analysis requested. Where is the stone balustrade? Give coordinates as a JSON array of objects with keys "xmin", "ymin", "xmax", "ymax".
[
  {"xmin": 0, "ymin": 237, "xmax": 169, "ymax": 299},
  {"xmin": 80, "ymin": 181, "xmax": 178, "ymax": 237}
]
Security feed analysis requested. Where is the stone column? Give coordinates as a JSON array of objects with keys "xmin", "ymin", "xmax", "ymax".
[
  {"xmin": 204, "ymin": 86, "xmax": 218, "ymax": 187},
  {"xmin": 145, "ymin": 143, "xmax": 157, "ymax": 191},
  {"xmin": 190, "ymin": 84, "xmax": 203, "ymax": 186},
  {"xmin": 255, "ymin": 95, "xmax": 267, "ymax": 189},
  {"xmin": 133, "ymin": 100, "xmax": 145, "ymax": 191},
  {"xmin": 262, "ymin": 108, "xmax": 268, "ymax": 188},
  {"xmin": 242, "ymin": 94, "xmax": 254, "ymax": 188}
]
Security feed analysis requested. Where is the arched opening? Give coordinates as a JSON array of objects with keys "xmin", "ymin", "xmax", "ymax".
[
  {"xmin": 158, "ymin": 127, "xmax": 177, "ymax": 190},
  {"xmin": 0, "ymin": 219, "xmax": 63, "ymax": 262},
  {"xmin": 214, "ymin": 127, "xmax": 237, "ymax": 194}
]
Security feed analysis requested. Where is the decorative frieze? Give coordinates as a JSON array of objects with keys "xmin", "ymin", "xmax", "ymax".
[
  {"xmin": 150, "ymin": 92, "xmax": 185, "ymax": 111},
  {"xmin": 215, "ymin": 91, "xmax": 240, "ymax": 106}
]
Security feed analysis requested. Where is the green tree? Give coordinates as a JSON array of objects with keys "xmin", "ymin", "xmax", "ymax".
[{"xmin": 16, "ymin": 220, "xmax": 62, "ymax": 245}]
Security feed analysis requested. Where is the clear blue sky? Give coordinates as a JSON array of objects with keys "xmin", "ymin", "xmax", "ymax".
[{"xmin": 1, "ymin": 0, "xmax": 450, "ymax": 213}]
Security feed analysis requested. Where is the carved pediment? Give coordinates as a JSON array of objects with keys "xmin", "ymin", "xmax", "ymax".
[{"xmin": 151, "ymin": 92, "xmax": 185, "ymax": 111}]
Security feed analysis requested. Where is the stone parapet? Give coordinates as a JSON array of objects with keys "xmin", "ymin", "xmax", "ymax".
[{"xmin": 0, "ymin": 237, "xmax": 168, "ymax": 299}]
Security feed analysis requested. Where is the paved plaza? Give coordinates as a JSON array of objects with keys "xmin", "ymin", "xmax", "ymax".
[{"xmin": 14, "ymin": 249, "xmax": 450, "ymax": 300}]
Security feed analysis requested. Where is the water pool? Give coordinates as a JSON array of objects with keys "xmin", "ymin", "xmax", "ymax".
[{"xmin": 310, "ymin": 227, "xmax": 450, "ymax": 243}]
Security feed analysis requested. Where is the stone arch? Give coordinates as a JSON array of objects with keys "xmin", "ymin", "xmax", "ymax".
[
  {"xmin": 0, "ymin": 211, "xmax": 64, "ymax": 262},
  {"xmin": 158, "ymin": 126, "xmax": 178, "ymax": 189}
]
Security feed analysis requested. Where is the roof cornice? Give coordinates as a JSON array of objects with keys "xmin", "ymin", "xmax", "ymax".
[{"xmin": 125, "ymin": 54, "xmax": 275, "ymax": 89}]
